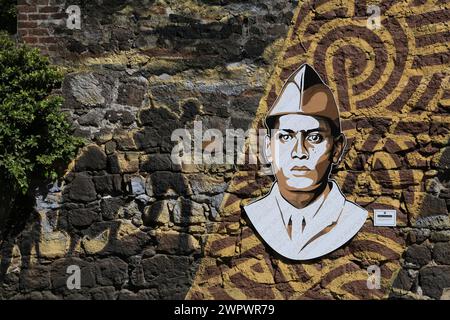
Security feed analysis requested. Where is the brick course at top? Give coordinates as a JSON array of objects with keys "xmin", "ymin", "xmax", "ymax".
[{"xmin": 17, "ymin": 0, "xmax": 67, "ymax": 56}]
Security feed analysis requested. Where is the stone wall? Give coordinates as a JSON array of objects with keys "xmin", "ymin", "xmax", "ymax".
[{"xmin": 0, "ymin": 0, "xmax": 449, "ymax": 300}]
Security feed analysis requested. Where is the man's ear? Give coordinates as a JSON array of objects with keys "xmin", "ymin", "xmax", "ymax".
[
  {"xmin": 264, "ymin": 134, "xmax": 272, "ymax": 163},
  {"xmin": 332, "ymin": 133, "xmax": 346, "ymax": 164}
]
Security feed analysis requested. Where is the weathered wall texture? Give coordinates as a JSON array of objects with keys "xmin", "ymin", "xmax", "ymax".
[{"xmin": 1, "ymin": 0, "xmax": 449, "ymax": 300}]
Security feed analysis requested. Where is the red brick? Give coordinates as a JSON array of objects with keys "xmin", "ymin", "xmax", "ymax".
[
  {"xmin": 18, "ymin": 21, "xmax": 38, "ymax": 28},
  {"xmin": 39, "ymin": 36, "xmax": 57, "ymax": 44},
  {"xmin": 22, "ymin": 36, "xmax": 39, "ymax": 44},
  {"xmin": 17, "ymin": 5, "xmax": 37, "ymax": 13},
  {"xmin": 28, "ymin": 28, "xmax": 49, "ymax": 36},
  {"xmin": 18, "ymin": 13, "xmax": 29, "ymax": 21},
  {"xmin": 38, "ymin": 6, "xmax": 61, "ymax": 13},
  {"xmin": 28, "ymin": 13, "xmax": 49, "ymax": 20}
]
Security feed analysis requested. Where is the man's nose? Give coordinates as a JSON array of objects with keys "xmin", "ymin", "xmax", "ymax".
[{"xmin": 291, "ymin": 135, "xmax": 309, "ymax": 160}]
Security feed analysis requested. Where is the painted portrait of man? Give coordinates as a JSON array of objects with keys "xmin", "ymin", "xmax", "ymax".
[{"xmin": 244, "ymin": 64, "xmax": 368, "ymax": 261}]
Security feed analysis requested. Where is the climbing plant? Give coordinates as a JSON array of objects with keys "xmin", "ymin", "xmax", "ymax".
[{"xmin": 0, "ymin": 32, "xmax": 83, "ymax": 196}]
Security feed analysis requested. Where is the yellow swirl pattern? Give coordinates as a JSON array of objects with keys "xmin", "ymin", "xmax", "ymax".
[{"xmin": 187, "ymin": 0, "xmax": 449, "ymax": 300}]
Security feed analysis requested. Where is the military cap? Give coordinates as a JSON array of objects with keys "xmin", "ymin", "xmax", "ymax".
[{"xmin": 265, "ymin": 64, "xmax": 341, "ymax": 135}]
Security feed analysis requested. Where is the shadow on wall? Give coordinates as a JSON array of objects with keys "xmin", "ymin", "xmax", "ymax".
[
  {"xmin": 0, "ymin": 72, "xmax": 207, "ymax": 300},
  {"xmin": 390, "ymin": 134, "xmax": 450, "ymax": 300}
]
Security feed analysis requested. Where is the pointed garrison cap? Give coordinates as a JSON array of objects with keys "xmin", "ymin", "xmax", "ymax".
[{"xmin": 265, "ymin": 64, "xmax": 341, "ymax": 135}]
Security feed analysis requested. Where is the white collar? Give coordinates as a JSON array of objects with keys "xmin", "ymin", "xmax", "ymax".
[
  {"xmin": 273, "ymin": 183, "xmax": 326, "ymax": 228},
  {"xmin": 244, "ymin": 180, "xmax": 366, "ymax": 260},
  {"xmin": 273, "ymin": 180, "xmax": 346, "ymax": 250}
]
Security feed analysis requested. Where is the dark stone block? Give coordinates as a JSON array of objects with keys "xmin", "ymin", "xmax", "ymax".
[
  {"xmin": 67, "ymin": 39, "xmax": 87, "ymax": 54},
  {"xmin": 107, "ymin": 154, "xmax": 121, "ymax": 174},
  {"xmin": 150, "ymin": 171, "xmax": 190, "ymax": 196},
  {"xmin": 88, "ymin": 44, "xmax": 105, "ymax": 55},
  {"xmin": 74, "ymin": 145, "xmax": 107, "ymax": 172},
  {"xmin": 392, "ymin": 269, "xmax": 413, "ymax": 291},
  {"xmin": 100, "ymin": 197, "xmax": 125, "ymax": 220},
  {"xmin": 117, "ymin": 82, "xmax": 147, "ymax": 108},
  {"xmin": 140, "ymin": 154, "xmax": 173, "ymax": 172},
  {"xmin": 133, "ymin": 127, "xmax": 161, "ymax": 151},
  {"xmin": 51, "ymin": 258, "xmax": 96, "ymax": 294},
  {"xmin": 93, "ymin": 174, "xmax": 123, "ymax": 195},
  {"xmin": 105, "ymin": 110, "xmax": 135, "ymax": 125},
  {"xmin": 433, "ymin": 242, "xmax": 450, "ymax": 265},
  {"xmin": 405, "ymin": 244, "xmax": 431, "ymax": 267},
  {"xmin": 68, "ymin": 173, "xmax": 97, "ymax": 202},
  {"xmin": 111, "ymin": 28, "xmax": 134, "ymax": 50},
  {"xmin": 406, "ymin": 229, "xmax": 430, "ymax": 244},
  {"xmin": 73, "ymin": 127, "xmax": 92, "ymax": 140},
  {"xmin": 69, "ymin": 208, "xmax": 100, "ymax": 228},
  {"xmin": 78, "ymin": 110, "xmax": 103, "ymax": 127},
  {"xmin": 142, "ymin": 254, "xmax": 193, "ymax": 299},
  {"xmin": 244, "ymin": 37, "xmax": 266, "ymax": 58},
  {"xmin": 19, "ymin": 265, "xmax": 51, "ymax": 293},
  {"xmin": 418, "ymin": 195, "xmax": 448, "ymax": 218},
  {"xmin": 420, "ymin": 266, "xmax": 450, "ymax": 299},
  {"xmin": 95, "ymin": 257, "xmax": 128, "ymax": 287},
  {"xmin": 136, "ymin": 106, "xmax": 186, "ymax": 152}
]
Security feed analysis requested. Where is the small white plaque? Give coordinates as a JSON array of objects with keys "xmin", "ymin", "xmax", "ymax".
[{"xmin": 374, "ymin": 209, "xmax": 396, "ymax": 227}]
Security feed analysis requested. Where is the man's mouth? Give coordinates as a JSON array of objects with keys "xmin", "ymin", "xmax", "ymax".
[
  {"xmin": 291, "ymin": 165, "xmax": 310, "ymax": 171},
  {"xmin": 290, "ymin": 166, "xmax": 311, "ymax": 176}
]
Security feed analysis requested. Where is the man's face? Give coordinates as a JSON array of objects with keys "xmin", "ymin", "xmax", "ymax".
[{"xmin": 265, "ymin": 114, "xmax": 344, "ymax": 192}]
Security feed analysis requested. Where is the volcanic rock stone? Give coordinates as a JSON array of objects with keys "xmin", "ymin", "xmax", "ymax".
[
  {"xmin": 70, "ymin": 73, "xmax": 105, "ymax": 107},
  {"xmin": 95, "ymin": 257, "xmax": 129, "ymax": 287},
  {"xmin": 68, "ymin": 174, "xmax": 97, "ymax": 202},
  {"xmin": 433, "ymin": 242, "xmax": 450, "ymax": 265},
  {"xmin": 141, "ymin": 254, "xmax": 192, "ymax": 299},
  {"xmin": 75, "ymin": 145, "xmax": 107, "ymax": 172},
  {"xmin": 93, "ymin": 174, "xmax": 123, "ymax": 195},
  {"xmin": 404, "ymin": 244, "xmax": 431, "ymax": 267},
  {"xmin": 69, "ymin": 208, "xmax": 100, "ymax": 228},
  {"xmin": 420, "ymin": 266, "xmax": 450, "ymax": 299},
  {"xmin": 51, "ymin": 258, "xmax": 96, "ymax": 293}
]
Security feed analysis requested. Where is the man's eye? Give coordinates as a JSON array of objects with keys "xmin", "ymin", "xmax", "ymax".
[
  {"xmin": 306, "ymin": 134, "xmax": 323, "ymax": 143},
  {"xmin": 278, "ymin": 134, "xmax": 292, "ymax": 142}
]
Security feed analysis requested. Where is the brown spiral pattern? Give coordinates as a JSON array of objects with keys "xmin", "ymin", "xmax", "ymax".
[{"xmin": 187, "ymin": 0, "xmax": 449, "ymax": 300}]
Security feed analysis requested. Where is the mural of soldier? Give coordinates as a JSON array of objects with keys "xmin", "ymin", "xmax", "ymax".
[{"xmin": 245, "ymin": 64, "xmax": 368, "ymax": 261}]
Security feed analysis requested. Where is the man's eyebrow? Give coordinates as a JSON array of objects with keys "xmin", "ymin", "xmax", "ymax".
[
  {"xmin": 278, "ymin": 129, "xmax": 295, "ymax": 134},
  {"xmin": 278, "ymin": 128, "xmax": 326, "ymax": 134},
  {"xmin": 304, "ymin": 128, "xmax": 327, "ymax": 134}
]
